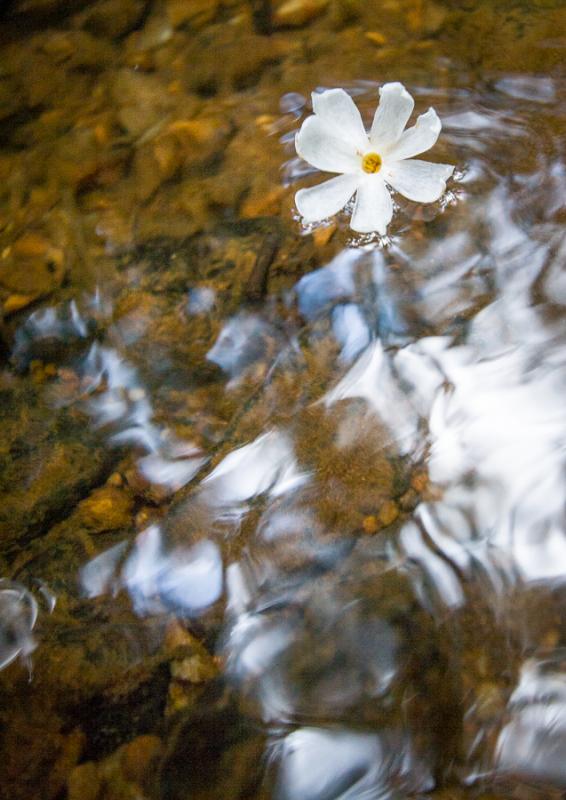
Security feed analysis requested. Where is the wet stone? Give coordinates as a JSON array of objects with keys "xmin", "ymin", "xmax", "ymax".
[
  {"xmin": 158, "ymin": 684, "xmax": 269, "ymax": 800},
  {"xmin": 66, "ymin": 733, "xmax": 164, "ymax": 800},
  {"xmin": 120, "ymin": 734, "xmax": 163, "ymax": 784},
  {"xmin": 0, "ymin": 378, "xmax": 115, "ymax": 552},
  {"xmin": 72, "ymin": 0, "xmax": 148, "ymax": 39},
  {"xmin": 274, "ymin": 0, "xmax": 329, "ymax": 28},
  {"xmin": 165, "ymin": 0, "xmax": 219, "ymax": 30},
  {"xmin": 165, "ymin": 620, "xmax": 220, "ymax": 711},
  {"xmin": 67, "ymin": 761, "xmax": 101, "ymax": 800},
  {"xmin": 183, "ymin": 26, "xmax": 285, "ymax": 95},
  {"xmin": 77, "ymin": 486, "xmax": 134, "ymax": 533},
  {"xmin": 0, "ymin": 232, "xmax": 65, "ymax": 298}
]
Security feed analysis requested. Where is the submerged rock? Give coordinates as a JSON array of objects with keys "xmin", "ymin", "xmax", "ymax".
[
  {"xmin": 72, "ymin": 0, "xmax": 148, "ymax": 39},
  {"xmin": 0, "ymin": 378, "xmax": 115, "ymax": 552},
  {"xmin": 77, "ymin": 486, "xmax": 134, "ymax": 533},
  {"xmin": 274, "ymin": 0, "xmax": 329, "ymax": 28},
  {"xmin": 165, "ymin": 0, "xmax": 219, "ymax": 30},
  {"xmin": 0, "ymin": 232, "xmax": 65, "ymax": 312}
]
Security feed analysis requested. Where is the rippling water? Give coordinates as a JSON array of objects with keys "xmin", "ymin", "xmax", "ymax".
[{"xmin": 1, "ymin": 0, "xmax": 566, "ymax": 798}]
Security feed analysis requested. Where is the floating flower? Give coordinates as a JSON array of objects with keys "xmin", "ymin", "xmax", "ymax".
[{"xmin": 294, "ymin": 82, "xmax": 454, "ymax": 235}]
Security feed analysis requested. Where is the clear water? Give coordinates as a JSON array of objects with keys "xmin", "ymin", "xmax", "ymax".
[{"xmin": 0, "ymin": 0, "xmax": 565, "ymax": 798}]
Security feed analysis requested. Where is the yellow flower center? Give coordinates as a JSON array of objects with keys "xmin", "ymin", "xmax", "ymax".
[{"xmin": 361, "ymin": 152, "xmax": 382, "ymax": 174}]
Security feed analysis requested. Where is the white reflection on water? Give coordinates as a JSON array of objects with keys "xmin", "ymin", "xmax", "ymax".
[
  {"xmin": 273, "ymin": 727, "xmax": 432, "ymax": 800},
  {"xmin": 331, "ymin": 304, "xmax": 370, "ymax": 363},
  {"xmin": 497, "ymin": 657, "xmax": 566, "ymax": 785},
  {"xmin": 295, "ymin": 250, "xmax": 358, "ymax": 320},
  {"xmin": 122, "ymin": 526, "xmax": 222, "ymax": 615},
  {"xmin": 200, "ymin": 430, "xmax": 309, "ymax": 513},
  {"xmin": 322, "ymin": 341, "xmax": 420, "ymax": 456},
  {"xmin": 85, "ymin": 525, "xmax": 223, "ymax": 616},
  {"xmin": 274, "ymin": 728, "xmax": 384, "ymax": 800},
  {"xmin": 224, "ymin": 552, "xmax": 402, "ymax": 726},
  {"xmin": 13, "ymin": 296, "xmax": 207, "ymax": 495},
  {"xmin": 0, "ymin": 580, "xmax": 38, "ymax": 670},
  {"xmin": 80, "ymin": 541, "xmax": 128, "ymax": 599},
  {"xmin": 10, "ymin": 71, "xmax": 566, "ymax": 795},
  {"xmin": 137, "ymin": 451, "xmax": 206, "ymax": 492},
  {"xmin": 82, "ymin": 341, "xmax": 208, "ymax": 492},
  {"xmin": 396, "ymin": 303, "xmax": 566, "ymax": 584},
  {"xmin": 207, "ymin": 312, "xmax": 275, "ymax": 379},
  {"xmin": 187, "ymin": 286, "xmax": 216, "ymax": 314}
]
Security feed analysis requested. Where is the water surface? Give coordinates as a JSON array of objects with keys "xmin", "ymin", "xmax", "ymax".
[{"xmin": 0, "ymin": 0, "xmax": 565, "ymax": 798}]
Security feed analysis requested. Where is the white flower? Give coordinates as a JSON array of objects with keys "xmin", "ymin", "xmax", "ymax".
[{"xmin": 294, "ymin": 82, "xmax": 454, "ymax": 235}]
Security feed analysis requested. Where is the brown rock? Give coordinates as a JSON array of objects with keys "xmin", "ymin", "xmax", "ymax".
[
  {"xmin": 78, "ymin": 487, "xmax": 134, "ymax": 532},
  {"xmin": 0, "ymin": 233, "xmax": 65, "ymax": 296},
  {"xmin": 365, "ymin": 30, "xmax": 387, "ymax": 46},
  {"xmin": 406, "ymin": 1, "xmax": 447, "ymax": 34},
  {"xmin": 410, "ymin": 471, "xmax": 429, "ymax": 493},
  {"xmin": 3, "ymin": 294, "xmax": 38, "ymax": 315},
  {"xmin": 184, "ymin": 26, "xmax": 284, "ymax": 94},
  {"xmin": 241, "ymin": 186, "xmax": 287, "ymax": 218},
  {"xmin": 171, "ymin": 654, "xmax": 218, "ymax": 683},
  {"xmin": 48, "ymin": 727, "xmax": 86, "ymax": 800},
  {"xmin": 312, "ymin": 222, "xmax": 336, "ymax": 247},
  {"xmin": 0, "ymin": 390, "xmax": 115, "ymax": 550},
  {"xmin": 120, "ymin": 735, "xmax": 162, "ymax": 784},
  {"xmin": 274, "ymin": 0, "xmax": 328, "ymax": 27},
  {"xmin": 378, "ymin": 499, "xmax": 399, "ymax": 527},
  {"xmin": 165, "ymin": 0, "xmax": 219, "ymax": 29},
  {"xmin": 73, "ymin": 0, "xmax": 147, "ymax": 39},
  {"xmin": 67, "ymin": 762, "xmax": 101, "ymax": 800},
  {"xmin": 111, "ymin": 69, "xmax": 188, "ymax": 138},
  {"xmin": 362, "ymin": 515, "xmax": 378, "ymax": 535},
  {"xmin": 328, "ymin": 0, "xmax": 363, "ymax": 28},
  {"xmin": 399, "ymin": 488, "xmax": 419, "ymax": 511}
]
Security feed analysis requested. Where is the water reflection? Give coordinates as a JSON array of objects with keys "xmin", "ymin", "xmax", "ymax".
[
  {"xmin": 200, "ymin": 430, "xmax": 308, "ymax": 512},
  {"xmin": 82, "ymin": 525, "xmax": 223, "ymax": 617},
  {"xmin": 0, "ymin": 580, "xmax": 38, "ymax": 670},
  {"xmin": 295, "ymin": 250, "xmax": 358, "ymax": 320},
  {"xmin": 272, "ymin": 727, "xmax": 432, "ymax": 800},
  {"xmin": 4, "ymin": 61, "xmax": 566, "ymax": 800},
  {"xmin": 206, "ymin": 311, "xmax": 284, "ymax": 383},
  {"xmin": 497, "ymin": 656, "xmax": 566, "ymax": 785},
  {"xmin": 12, "ymin": 292, "xmax": 208, "ymax": 495}
]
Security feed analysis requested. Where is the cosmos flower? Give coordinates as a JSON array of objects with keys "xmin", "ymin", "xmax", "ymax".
[{"xmin": 294, "ymin": 82, "xmax": 454, "ymax": 235}]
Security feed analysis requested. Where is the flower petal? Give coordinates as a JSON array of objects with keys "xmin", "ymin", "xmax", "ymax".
[
  {"xmin": 295, "ymin": 115, "xmax": 361, "ymax": 173},
  {"xmin": 350, "ymin": 175, "xmax": 393, "ymax": 235},
  {"xmin": 384, "ymin": 159, "xmax": 454, "ymax": 203},
  {"xmin": 386, "ymin": 108, "xmax": 442, "ymax": 162},
  {"xmin": 295, "ymin": 173, "xmax": 359, "ymax": 222},
  {"xmin": 311, "ymin": 88, "xmax": 369, "ymax": 152},
  {"xmin": 370, "ymin": 82, "xmax": 414, "ymax": 152}
]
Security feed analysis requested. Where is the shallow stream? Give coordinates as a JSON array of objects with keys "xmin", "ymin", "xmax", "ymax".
[{"xmin": 0, "ymin": 0, "xmax": 565, "ymax": 798}]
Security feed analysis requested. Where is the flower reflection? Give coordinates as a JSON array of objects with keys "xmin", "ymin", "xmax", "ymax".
[{"xmin": 295, "ymin": 83, "xmax": 453, "ymax": 234}]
